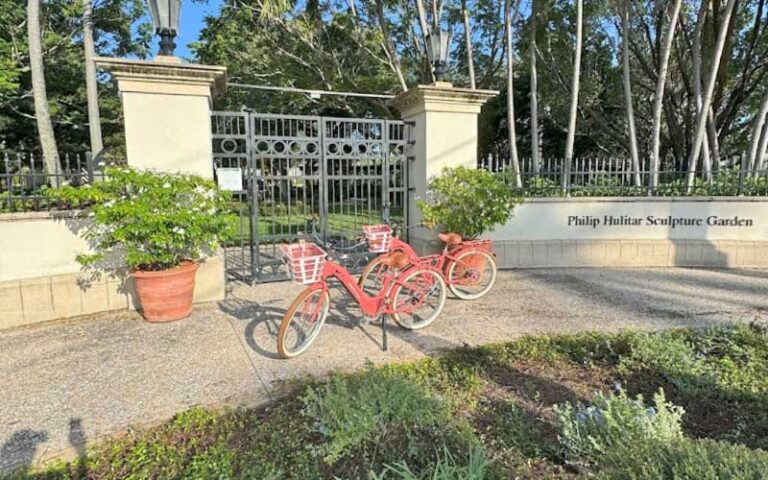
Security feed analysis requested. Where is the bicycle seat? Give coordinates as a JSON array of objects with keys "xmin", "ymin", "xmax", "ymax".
[
  {"xmin": 379, "ymin": 252, "xmax": 409, "ymax": 269},
  {"xmin": 438, "ymin": 232, "xmax": 463, "ymax": 246}
]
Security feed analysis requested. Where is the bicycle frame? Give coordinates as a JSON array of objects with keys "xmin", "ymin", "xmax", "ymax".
[
  {"xmin": 385, "ymin": 237, "xmax": 493, "ymax": 278},
  {"xmin": 307, "ymin": 259, "xmax": 438, "ymax": 318}
]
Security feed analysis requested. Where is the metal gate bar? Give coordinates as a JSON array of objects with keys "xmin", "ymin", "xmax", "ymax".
[{"xmin": 212, "ymin": 111, "xmax": 408, "ymax": 283}]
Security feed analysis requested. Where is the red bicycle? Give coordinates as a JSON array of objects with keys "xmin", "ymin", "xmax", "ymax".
[
  {"xmin": 358, "ymin": 228, "xmax": 497, "ymax": 300},
  {"xmin": 276, "ymin": 236, "xmax": 447, "ymax": 359}
]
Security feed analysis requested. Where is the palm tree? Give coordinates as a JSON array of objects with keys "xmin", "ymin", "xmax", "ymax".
[
  {"xmin": 27, "ymin": 0, "xmax": 60, "ymax": 184},
  {"xmin": 649, "ymin": 0, "xmax": 682, "ymax": 189},
  {"xmin": 620, "ymin": 2, "xmax": 641, "ymax": 186},
  {"xmin": 84, "ymin": 0, "xmax": 104, "ymax": 158},
  {"xmin": 685, "ymin": 0, "xmax": 738, "ymax": 189},
  {"xmin": 530, "ymin": 0, "xmax": 540, "ymax": 174},
  {"xmin": 505, "ymin": 0, "xmax": 521, "ymax": 187},
  {"xmin": 564, "ymin": 0, "xmax": 583, "ymax": 180}
]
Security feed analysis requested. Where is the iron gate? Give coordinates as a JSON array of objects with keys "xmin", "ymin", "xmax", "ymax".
[{"xmin": 212, "ymin": 112, "xmax": 409, "ymax": 283}]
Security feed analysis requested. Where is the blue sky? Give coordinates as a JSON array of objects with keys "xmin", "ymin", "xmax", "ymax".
[{"xmin": 143, "ymin": 0, "xmax": 223, "ymax": 59}]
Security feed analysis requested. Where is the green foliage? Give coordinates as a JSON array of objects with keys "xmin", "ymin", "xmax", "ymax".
[
  {"xmin": 0, "ymin": 0, "xmax": 150, "ymax": 154},
  {"xmin": 372, "ymin": 445, "xmax": 489, "ymax": 480},
  {"xmin": 302, "ymin": 367, "xmax": 448, "ymax": 465},
  {"xmin": 9, "ymin": 325, "xmax": 768, "ymax": 480},
  {"xmin": 617, "ymin": 324, "xmax": 768, "ymax": 399},
  {"xmin": 596, "ymin": 438, "xmax": 768, "ymax": 480},
  {"xmin": 418, "ymin": 166, "xmax": 522, "ymax": 239},
  {"xmin": 44, "ymin": 167, "xmax": 235, "ymax": 271},
  {"xmin": 555, "ymin": 389, "xmax": 684, "ymax": 463}
]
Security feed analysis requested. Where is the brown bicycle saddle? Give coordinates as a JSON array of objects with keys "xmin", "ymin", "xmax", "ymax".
[
  {"xmin": 379, "ymin": 251, "xmax": 409, "ymax": 269},
  {"xmin": 438, "ymin": 232, "xmax": 463, "ymax": 246}
]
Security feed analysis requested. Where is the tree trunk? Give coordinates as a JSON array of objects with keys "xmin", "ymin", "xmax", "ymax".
[
  {"xmin": 564, "ymin": 0, "xmax": 583, "ymax": 168},
  {"xmin": 505, "ymin": 0, "xmax": 521, "ymax": 187},
  {"xmin": 461, "ymin": 0, "xmax": 476, "ymax": 89},
  {"xmin": 685, "ymin": 0, "xmax": 737, "ymax": 189},
  {"xmin": 649, "ymin": 0, "xmax": 682, "ymax": 189},
  {"xmin": 374, "ymin": 0, "xmax": 408, "ymax": 92},
  {"xmin": 692, "ymin": 0, "xmax": 712, "ymax": 179},
  {"xmin": 83, "ymin": 0, "xmax": 103, "ymax": 159},
  {"xmin": 621, "ymin": 3, "xmax": 641, "ymax": 186},
  {"xmin": 27, "ymin": 0, "xmax": 60, "ymax": 184},
  {"xmin": 530, "ymin": 0, "xmax": 540, "ymax": 174},
  {"xmin": 757, "ymin": 117, "xmax": 768, "ymax": 171},
  {"xmin": 747, "ymin": 88, "xmax": 768, "ymax": 171}
]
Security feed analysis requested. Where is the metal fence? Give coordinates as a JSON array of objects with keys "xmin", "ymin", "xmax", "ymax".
[
  {"xmin": 212, "ymin": 112, "xmax": 409, "ymax": 283},
  {"xmin": 481, "ymin": 154, "xmax": 768, "ymax": 197},
  {"xmin": 1, "ymin": 152, "xmax": 103, "ymax": 213}
]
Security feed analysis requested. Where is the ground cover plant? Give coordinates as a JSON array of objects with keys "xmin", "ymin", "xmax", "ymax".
[{"xmin": 5, "ymin": 323, "xmax": 768, "ymax": 479}]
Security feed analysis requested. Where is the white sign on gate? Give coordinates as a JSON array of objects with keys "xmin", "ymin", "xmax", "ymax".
[{"xmin": 216, "ymin": 167, "xmax": 243, "ymax": 191}]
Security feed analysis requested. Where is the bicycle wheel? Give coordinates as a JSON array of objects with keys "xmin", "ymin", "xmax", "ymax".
[
  {"xmin": 358, "ymin": 256, "xmax": 390, "ymax": 295},
  {"xmin": 446, "ymin": 250, "xmax": 497, "ymax": 300},
  {"xmin": 390, "ymin": 268, "xmax": 446, "ymax": 330},
  {"xmin": 277, "ymin": 287, "xmax": 330, "ymax": 359}
]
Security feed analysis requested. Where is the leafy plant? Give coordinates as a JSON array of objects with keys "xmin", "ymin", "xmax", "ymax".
[
  {"xmin": 372, "ymin": 445, "xmax": 489, "ymax": 480},
  {"xmin": 44, "ymin": 167, "xmax": 234, "ymax": 271},
  {"xmin": 597, "ymin": 437, "xmax": 768, "ymax": 479},
  {"xmin": 302, "ymin": 367, "xmax": 447, "ymax": 465},
  {"xmin": 418, "ymin": 166, "xmax": 521, "ymax": 239},
  {"xmin": 555, "ymin": 388, "xmax": 684, "ymax": 464}
]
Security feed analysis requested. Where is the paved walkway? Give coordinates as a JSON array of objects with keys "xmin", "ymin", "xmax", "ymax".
[{"xmin": 1, "ymin": 268, "xmax": 767, "ymax": 472}]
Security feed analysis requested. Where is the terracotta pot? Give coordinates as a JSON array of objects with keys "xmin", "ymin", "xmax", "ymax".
[{"xmin": 131, "ymin": 261, "xmax": 199, "ymax": 322}]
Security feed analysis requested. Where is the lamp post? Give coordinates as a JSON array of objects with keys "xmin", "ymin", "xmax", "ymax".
[
  {"xmin": 147, "ymin": 0, "xmax": 181, "ymax": 57},
  {"xmin": 426, "ymin": 29, "xmax": 451, "ymax": 82}
]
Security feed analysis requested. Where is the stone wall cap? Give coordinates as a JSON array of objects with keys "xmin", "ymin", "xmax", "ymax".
[
  {"xmin": 391, "ymin": 83, "xmax": 499, "ymax": 115},
  {"xmin": 95, "ymin": 56, "xmax": 227, "ymax": 97}
]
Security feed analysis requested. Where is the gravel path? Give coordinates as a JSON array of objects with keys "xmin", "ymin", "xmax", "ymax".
[{"xmin": 1, "ymin": 267, "xmax": 766, "ymax": 472}]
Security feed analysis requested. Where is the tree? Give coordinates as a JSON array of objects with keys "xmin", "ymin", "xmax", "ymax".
[
  {"xmin": 461, "ymin": 0, "xmax": 476, "ymax": 89},
  {"xmin": 529, "ymin": 0, "xmax": 540, "ymax": 173},
  {"xmin": 564, "ymin": 0, "xmax": 583, "ymax": 174},
  {"xmin": 619, "ymin": 2, "xmax": 641, "ymax": 186},
  {"xmin": 649, "ymin": 0, "xmax": 683, "ymax": 189},
  {"xmin": 747, "ymin": 88, "xmax": 768, "ymax": 171},
  {"xmin": 27, "ymin": 0, "xmax": 60, "ymax": 180},
  {"xmin": 83, "ymin": 0, "xmax": 103, "ymax": 158},
  {"xmin": 685, "ymin": 0, "xmax": 738, "ymax": 188},
  {"xmin": 505, "ymin": 0, "xmax": 521, "ymax": 187}
]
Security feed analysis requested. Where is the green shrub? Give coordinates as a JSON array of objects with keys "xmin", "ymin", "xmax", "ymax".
[
  {"xmin": 597, "ymin": 438, "xmax": 768, "ymax": 480},
  {"xmin": 44, "ymin": 167, "xmax": 235, "ymax": 271},
  {"xmin": 418, "ymin": 166, "xmax": 521, "ymax": 239},
  {"xmin": 372, "ymin": 445, "xmax": 489, "ymax": 480},
  {"xmin": 555, "ymin": 388, "xmax": 684, "ymax": 464},
  {"xmin": 302, "ymin": 368, "xmax": 448, "ymax": 465},
  {"xmin": 617, "ymin": 325, "xmax": 768, "ymax": 399}
]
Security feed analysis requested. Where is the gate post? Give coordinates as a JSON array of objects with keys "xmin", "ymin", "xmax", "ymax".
[
  {"xmin": 391, "ymin": 82, "xmax": 497, "ymax": 253},
  {"xmin": 96, "ymin": 56, "xmax": 226, "ymax": 178}
]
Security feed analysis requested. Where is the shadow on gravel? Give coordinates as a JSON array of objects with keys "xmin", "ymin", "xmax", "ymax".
[{"xmin": 0, "ymin": 429, "xmax": 49, "ymax": 473}]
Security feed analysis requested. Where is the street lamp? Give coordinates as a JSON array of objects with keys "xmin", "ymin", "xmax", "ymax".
[
  {"xmin": 426, "ymin": 29, "xmax": 451, "ymax": 82},
  {"xmin": 147, "ymin": 0, "xmax": 181, "ymax": 56}
]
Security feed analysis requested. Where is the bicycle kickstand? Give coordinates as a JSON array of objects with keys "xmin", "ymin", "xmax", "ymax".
[{"xmin": 380, "ymin": 316, "xmax": 388, "ymax": 352}]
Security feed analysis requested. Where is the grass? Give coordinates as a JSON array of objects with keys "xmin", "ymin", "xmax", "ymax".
[
  {"xmin": 224, "ymin": 202, "xmax": 403, "ymax": 242},
  {"xmin": 5, "ymin": 323, "xmax": 768, "ymax": 479}
]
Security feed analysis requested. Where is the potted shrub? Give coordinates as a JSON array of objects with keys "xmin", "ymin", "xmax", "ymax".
[
  {"xmin": 417, "ymin": 166, "xmax": 521, "ymax": 242},
  {"xmin": 47, "ymin": 167, "xmax": 234, "ymax": 322}
]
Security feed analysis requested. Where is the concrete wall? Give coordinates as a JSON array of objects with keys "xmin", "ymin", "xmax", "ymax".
[
  {"xmin": 412, "ymin": 197, "xmax": 768, "ymax": 269},
  {"xmin": 0, "ymin": 211, "xmax": 226, "ymax": 330},
  {"xmin": 486, "ymin": 197, "xmax": 768, "ymax": 268}
]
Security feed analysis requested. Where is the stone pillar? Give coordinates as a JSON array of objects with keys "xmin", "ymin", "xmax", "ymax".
[
  {"xmin": 96, "ymin": 56, "xmax": 226, "ymax": 178},
  {"xmin": 391, "ymin": 82, "xmax": 497, "ymax": 252}
]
